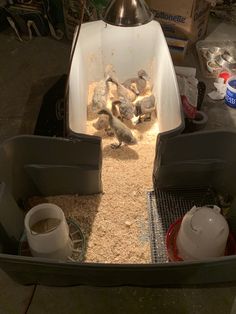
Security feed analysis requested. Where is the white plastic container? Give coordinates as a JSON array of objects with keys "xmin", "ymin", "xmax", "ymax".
[
  {"xmin": 69, "ymin": 20, "xmax": 181, "ymax": 135},
  {"xmin": 24, "ymin": 203, "xmax": 72, "ymax": 260},
  {"xmin": 177, "ymin": 205, "xmax": 229, "ymax": 261}
]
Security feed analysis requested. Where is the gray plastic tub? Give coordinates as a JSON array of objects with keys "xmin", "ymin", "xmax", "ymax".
[{"xmin": 0, "ymin": 131, "xmax": 236, "ymax": 287}]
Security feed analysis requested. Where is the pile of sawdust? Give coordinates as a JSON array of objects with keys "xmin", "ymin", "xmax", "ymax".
[{"xmin": 29, "ymin": 82, "xmax": 159, "ymax": 264}]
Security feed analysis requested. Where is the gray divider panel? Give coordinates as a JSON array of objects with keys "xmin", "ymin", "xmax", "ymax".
[
  {"xmin": 0, "ymin": 135, "xmax": 102, "ymax": 201},
  {"xmin": 154, "ymin": 130, "xmax": 236, "ymax": 195},
  {"xmin": 24, "ymin": 164, "xmax": 101, "ymax": 196}
]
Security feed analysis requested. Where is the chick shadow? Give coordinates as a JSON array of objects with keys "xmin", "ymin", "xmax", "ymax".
[
  {"xmin": 24, "ymin": 193, "xmax": 102, "ymax": 262},
  {"xmin": 102, "ymin": 144, "xmax": 139, "ymax": 160},
  {"xmin": 92, "ymin": 130, "xmax": 139, "ymax": 159}
]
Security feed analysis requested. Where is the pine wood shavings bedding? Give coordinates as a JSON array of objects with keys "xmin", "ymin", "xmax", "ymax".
[{"xmin": 29, "ymin": 82, "xmax": 159, "ymax": 264}]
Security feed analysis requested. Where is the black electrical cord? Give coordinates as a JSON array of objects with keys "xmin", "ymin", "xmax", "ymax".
[
  {"xmin": 24, "ymin": 284, "xmax": 37, "ymax": 314},
  {"xmin": 63, "ymin": 0, "xmax": 87, "ymax": 137}
]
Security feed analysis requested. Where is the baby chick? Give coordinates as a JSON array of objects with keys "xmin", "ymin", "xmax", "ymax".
[
  {"xmin": 116, "ymin": 96, "xmax": 135, "ymax": 121},
  {"xmin": 104, "ymin": 64, "xmax": 118, "ymax": 82},
  {"xmin": 93, "ymin": 114, "xmax": 114, "ymax": 136},
  {"xmin": 129, "ymin": 82, "xmax": 140, "ymax": 96},
  {"xmin": 98, "ymin": 108, "xmax": 137, "ymax": 149},
  {"xmin": 108, "ymin": 76, "xmax": 137, "ymax": 102},
  {"xmin": 123, "ymin": 69, "xmax": 150, "ymax": 95},
  {"xmin": 93, "ymin": 114, "xmax": 109, "ymax": 131},
  {"xmin": 92, "ymin": 65, "xmax": 117, "ymax": 112},
  {"xmin": 135, "ymin": 94, "xmax": 156, "ymax": 122},
  {"xmin": 92, "ymin": 79, "xmax": 109, "ymax": 112}
]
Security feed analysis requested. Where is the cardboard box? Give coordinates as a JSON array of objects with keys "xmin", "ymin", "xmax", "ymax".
[
  {"xmin": 146, "ymin": 0, "xmax": 211, "ymax": 43},
  {"xmin": 166, "ymin": 37, "xmax": 189, "ymax": 65}
]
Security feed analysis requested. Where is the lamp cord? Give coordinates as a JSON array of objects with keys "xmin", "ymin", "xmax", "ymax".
[
  {"xmin": 24, "ymin": 284, "xmax": 37, "ymax": 314},
  {"xmin": 63, "ymin": 0, "xmax": 87, "ymax": 137}
]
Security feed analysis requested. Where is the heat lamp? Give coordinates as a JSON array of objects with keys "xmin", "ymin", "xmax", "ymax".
[{"xmin": 102, "ymin": 0, "xmax": 154, "ymax": 27}]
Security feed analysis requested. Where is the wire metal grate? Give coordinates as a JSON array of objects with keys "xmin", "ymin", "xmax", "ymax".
[{"xmin": 147, "ymin": 187, "xmax": 218, "ymax": 263}]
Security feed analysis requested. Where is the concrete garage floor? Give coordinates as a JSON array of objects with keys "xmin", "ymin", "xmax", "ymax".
[{"xmin": 1, "ymin": 24, "xmax": 236, "ymax": 314}]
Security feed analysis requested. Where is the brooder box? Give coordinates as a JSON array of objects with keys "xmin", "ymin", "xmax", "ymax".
[
  {"xmin": 0, "ymin": 20, "xmax": 236, "ymax": 287},
  {"xmin": 68, "ymin": 20, "xmax": 182, "ymax": 137}
]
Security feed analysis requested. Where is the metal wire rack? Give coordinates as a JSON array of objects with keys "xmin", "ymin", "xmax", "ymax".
[{"xmin": 147, "ymin": 187, "xmax": 218, "ymax": 263}]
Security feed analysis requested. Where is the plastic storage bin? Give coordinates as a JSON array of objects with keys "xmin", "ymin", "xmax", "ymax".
[
  {"xmin": 1, "ymin": 136, "xmax": 236, "ymax": 286},
  {"xmin": 1, "ymin": 20, "xmax": 236, "ymax": 287},
  {"xmin": 68, "ymin": 20, "xmax": 183, "ymax": 136}
]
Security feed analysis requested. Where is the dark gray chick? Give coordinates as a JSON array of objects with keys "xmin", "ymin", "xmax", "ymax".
[
  {"xmin": 123, "ymin": 69, "xmax": 150, "ymax": 95},
  {"xmin": 93, "ymin": 114, "xmax": 114, "ymax": 136},
  {"xmin": 135, "ymin": 94, "xmax": 156, "ymax": 122},
  {"xmin": 98, "ymin": 108, "xmax": 137, "ymax": 149},
  {"xmin": 93, "ymin": 114, "xmax": 109, "ymax": 131},
  {"xmin": 116, "ymin": 96, "xmax": 135, "ymax": 121}
]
